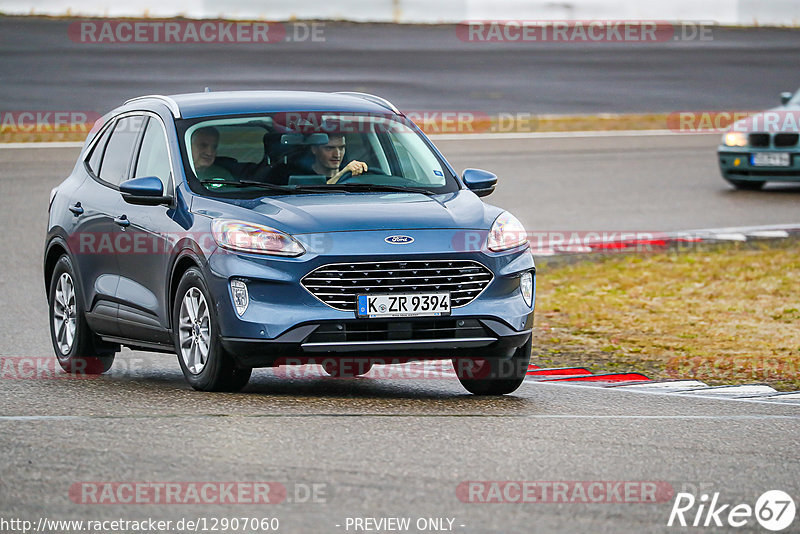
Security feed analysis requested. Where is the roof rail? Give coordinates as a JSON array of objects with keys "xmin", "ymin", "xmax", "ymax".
[
  {"xmin": 333, "ymin": 92, "xmax": 399, "ymax": 114},
  {"xmin": 123, "ymin": 95, "xmax": 181, "ymax": 118}
]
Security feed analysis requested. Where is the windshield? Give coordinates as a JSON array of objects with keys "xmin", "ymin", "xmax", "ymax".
[{"xmin": 177, "ymin": 112, "xmax": 458, "ymax": 197}]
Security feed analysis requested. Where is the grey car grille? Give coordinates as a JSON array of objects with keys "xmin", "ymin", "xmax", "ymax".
[{"xmin": 302, "ymin": 259, "xmax": 494, "ymax": 311}]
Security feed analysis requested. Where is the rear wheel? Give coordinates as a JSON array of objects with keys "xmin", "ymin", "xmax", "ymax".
[
  {"xmin": 173, "ymin": 268, "xmax": 251, "ymax": 392},
  {"xmin": 453, "ymin": 337, "xmax": 531, "ymax": 395},
  {"xmin": 727, "ymin": 179, "xmax": 765, "ymax": 190},
  {"xmin": 48, "ymin": 255, "xmax": 115, "ymax": 374}
]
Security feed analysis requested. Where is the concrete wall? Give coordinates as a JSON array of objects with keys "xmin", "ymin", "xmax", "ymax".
[{"xmin": 1, "ymin": 0, "xmax": 799, "ymax": 26}]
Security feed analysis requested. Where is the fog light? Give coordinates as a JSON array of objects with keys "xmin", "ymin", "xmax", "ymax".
[
  {"xmin": 230, "ymin": 279, "xmax": 249, "ymax": 316},
  {"xmin": 520, "ymin": 271, "xmax": 533, "ymax": 308}
]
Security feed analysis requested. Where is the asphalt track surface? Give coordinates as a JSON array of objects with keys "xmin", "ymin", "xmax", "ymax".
[
  {"xmin": 0, "ymin": 138, "xmax": 798, "ymax": 533},
  {"xmin": 1, "ymin": 17, "xmax": 800, "ymax": 114}
]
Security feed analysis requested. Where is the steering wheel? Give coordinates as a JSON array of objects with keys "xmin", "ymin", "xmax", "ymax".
[
  {"xmin": 334, "ymin": 170, "xmax": 353, "ymax": 183},
  {"xmin": 334, "ymin": 167, "xmax": 390, "ymax": 184}
]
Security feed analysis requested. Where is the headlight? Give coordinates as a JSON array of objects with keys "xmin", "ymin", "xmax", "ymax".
[
  {"xmin": 487, "ymin": 212, "xmax": 528, "ymax": 252},
  {"xmin": 723, "ymin": 131, "xmax": 747, "ymax": 147},
  {"xmin": 520, "ymin": 271, "xmax": 534, "ymax": 308},
  {"xmin": 212, "ymin": 219, "xmax": 305, "ymax": 257}
]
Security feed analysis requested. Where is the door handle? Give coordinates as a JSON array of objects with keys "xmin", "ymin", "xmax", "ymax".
[
  {"xmin": 113, "ymin": 215, "xmax": 130, "ymax": 228},
  {"xmin": 69, "ymin": 202, "xmax": 84, "ymax": 216}
]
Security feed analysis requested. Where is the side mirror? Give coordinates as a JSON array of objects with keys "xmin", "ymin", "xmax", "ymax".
[
  {"xmin": 781, "ymin": 92, "xmax": 793, "ymax": 106},
  {"xmin": 462, "ymin": 168, "xmax": 497, "ymax": 197},
  {"xmin": 120, "ymin": 176, "xmax": 171, "ymax": 205}
]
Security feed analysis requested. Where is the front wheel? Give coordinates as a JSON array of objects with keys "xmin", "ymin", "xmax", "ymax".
[
  {"xmin": 173, "ymin": 268, "xmax": 251, "ymax": 392},
  {"xmin": 48, "ymin": 255, "xmax": 115, "ymax": 374},
  {"xmin": 453, "ymin": 337, "xmax": 531, "ymax": 395}
]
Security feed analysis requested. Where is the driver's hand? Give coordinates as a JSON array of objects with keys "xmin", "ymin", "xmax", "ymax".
[{"xmin": 329, "ymin": 160, "xmax": 368, "ymax": 184}]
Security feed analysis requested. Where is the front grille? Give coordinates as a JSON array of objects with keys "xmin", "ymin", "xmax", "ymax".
[
  {"xmin": 748, "ymin": 133, "xmax": 770, "ymax": 147},
  {"xmin": 774, "ymin": 133, "xmax": 799, "ymax": 147},
  {"xmin": 302, "ymin": 259, "xmax": 494, "ymax": 311},
  {"xmin": 306, "ymin": 319, "xmax": 488, "ymax": 343}
]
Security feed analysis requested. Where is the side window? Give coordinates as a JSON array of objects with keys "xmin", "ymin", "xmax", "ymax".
[
  {"xmin": 85, "ymin": 123, "xmax": 113, "ymax": 176},
  {"xmin": 99, "ymin": 115, "xmax": 144, "ymax": 186},
  {"xmin": 133, "ymin": 118, "xmax": 171, "ymax": 192}
]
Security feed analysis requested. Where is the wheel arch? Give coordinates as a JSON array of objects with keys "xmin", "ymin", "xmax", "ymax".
[
  {"xmin": 168, "ymin": 250, "xmax": 205, "ymax": 330},
  {"xmin": 43, "ymin": 236, "xmax": 75, "ymax": 295}
]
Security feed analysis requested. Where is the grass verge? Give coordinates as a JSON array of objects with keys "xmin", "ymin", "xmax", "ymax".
[{"xmin": 532, "ymin": 241, "xmax": 800, "ymax": 391}]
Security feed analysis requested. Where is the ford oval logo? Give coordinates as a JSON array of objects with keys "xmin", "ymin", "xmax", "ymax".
[{"xmin": 385, "ymin": 235, "xmax": 414, "ymax": 245}]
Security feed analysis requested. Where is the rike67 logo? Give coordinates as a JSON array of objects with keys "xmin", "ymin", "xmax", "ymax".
[{"xmin": 668, "ymin": 490, "xmax": 796, "ymax": 531}]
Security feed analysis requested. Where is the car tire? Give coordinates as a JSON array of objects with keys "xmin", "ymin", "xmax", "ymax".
[
  {"xmin": 48, "ymin": 255, "xmax": 115, "ymax": 374},
  {"xmin": 173, "ymin": 267, "xmax": 252, "ymax": 392},
  {"xmin": 727, "ymin": 179, "xmax": 765, "ymax": 190},
  {"xmin": 322, "ymin": 358, "xmax": 374, "ymax": 378},
  {"xmin": 453, "ymin": 337, "xmax": 531, "ymax": 395}
]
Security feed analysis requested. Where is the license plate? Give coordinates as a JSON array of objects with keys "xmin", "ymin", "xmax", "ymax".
[
  {"xmin": 357, "ymin": 293, "xmax": 450, "ymax": 318},
  {"xmin": 751, "ymin": 153, "xmax": 791, "ymax": 167}
]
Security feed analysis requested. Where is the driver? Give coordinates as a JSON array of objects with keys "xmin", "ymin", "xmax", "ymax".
[
  {"xmin": 310, "ymin": 134, "xmax": 368, "ymax": 184},
  {"xmin": 191, "ymin": 126, "xmax": 234, "ymax": 181}
]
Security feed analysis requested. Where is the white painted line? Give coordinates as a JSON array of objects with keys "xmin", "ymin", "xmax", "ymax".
[
  {"xmin": 0, "ymin": 414, "xmax": 797, "ymax": 421},
  {"xmin": 746, "ymin": 230, "xmax": 791, "ymax": 239},
  {"xmin": 761, "ymin": 392, "xmax": 800, "ymax": 400},
  {"xmin": 0, "ymin": 130, "xmax": 713, "ymax": 148},
  {"xmin": 428, "ymin": 130, "xmax": 719, "ymax": 141},
  {"xmin": 684, "ymin": 223, "xmax": 800, "ymax": 235},
  {"xmin": 676, "ymin": 385, "xmax": 777, "ymax": 396},
  {"xmin": 0, "ymin": 142, "xmax": 83, "ymax": 149},
  {"xmin": 523, "ymin": 380, "xmax": 800, "ymax": 407},
  {"xmin": 614, "ymin": 380, "xmax": 709, "ymax": 390},
  {"xmin": 709, "ymin": 232, "xmax": 748, "ymax": 242}
]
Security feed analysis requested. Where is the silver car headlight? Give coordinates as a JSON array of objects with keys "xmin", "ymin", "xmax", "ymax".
[{"xmin": 212, "ymin": 219, "xmax": 305, "ymax": 257}]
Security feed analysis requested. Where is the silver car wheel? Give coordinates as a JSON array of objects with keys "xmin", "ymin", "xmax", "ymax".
[
  {"xmin": 178, "ymin": 287, "xmax": 211, "ymax": 375},
  {"xmin": 52, "ymin": 272, "xmax": 77, "ymax": 355}
]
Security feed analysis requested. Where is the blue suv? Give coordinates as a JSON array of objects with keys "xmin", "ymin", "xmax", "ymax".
[{"xmin": 44, "ymin": 91, "xmax": 535, "ymax": 395}]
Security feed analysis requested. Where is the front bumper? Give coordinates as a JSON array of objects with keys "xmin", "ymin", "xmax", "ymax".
[
  {"xmin": 205, "ymin": 229, "xmax": 535, "ymax": 367},
  {"xmin": 221, "ymin": 318, "xmax": 532, "ymax": 367},
  {"xmin": 718, "ymin": 148, "xmax": 800, "ymax": 182}
]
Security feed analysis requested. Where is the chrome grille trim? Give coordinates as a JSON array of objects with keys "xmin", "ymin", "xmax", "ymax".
[{"xmin": 301, "ymin": 259, "xmax": 494, "ymax": 312}]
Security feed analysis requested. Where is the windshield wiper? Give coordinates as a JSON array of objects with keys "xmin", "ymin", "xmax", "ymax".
[
  {"xmin": 200, "ymin": 180, "xmax": 436, "ymax": 196},
  {"xmin": 292, "ymin": 183, "xmax": 436, "ymax": 195},
  {"xmin": 199, "ymin": 180, "xmax": 294, "ymax": 194}
]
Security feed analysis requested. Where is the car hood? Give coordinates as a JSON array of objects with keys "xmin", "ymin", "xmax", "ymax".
[
  {"xmin": 190, "ymin": 190, "xmax": 502, "ymax": 234},
  {"xmin": 730, "ymin": 105, "xmax": 800, "ymax": 133}
]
